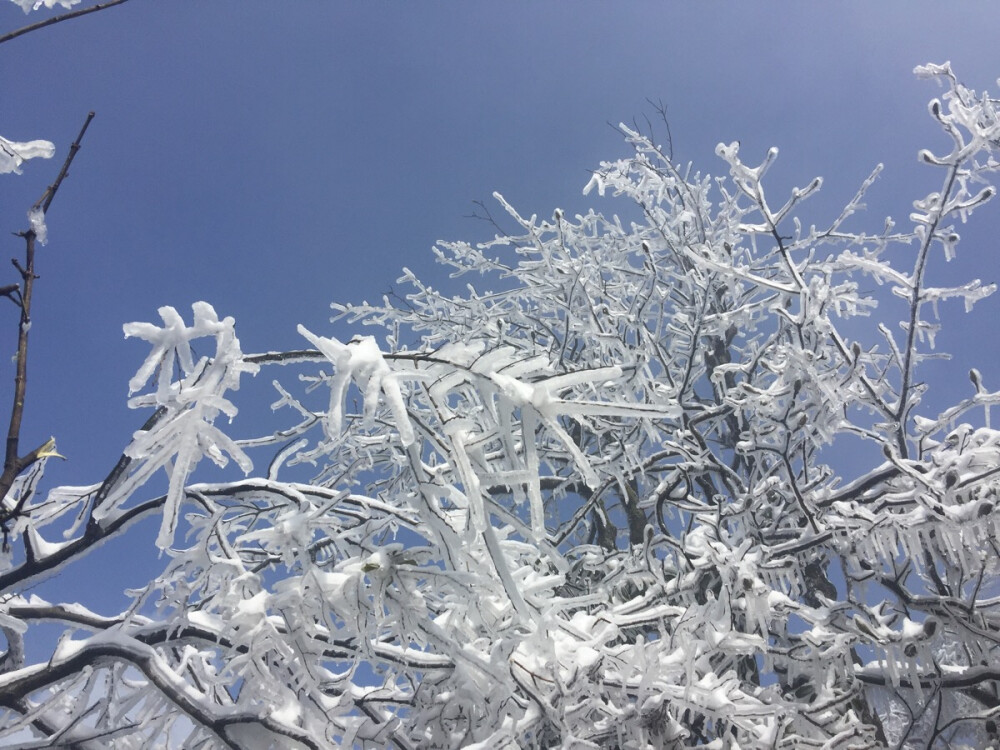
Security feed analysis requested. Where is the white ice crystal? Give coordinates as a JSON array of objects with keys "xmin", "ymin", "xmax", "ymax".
[
  {"xmin": 27, "ymin": 207, "xmax": 46, "ymax": 245},
  {"xmin": 8, "ymin": 0, "xmax": 79, "ymax": 12},
  {"xmin": 0, "ymin": 135, "xmax": 55, "ymax": 174}
]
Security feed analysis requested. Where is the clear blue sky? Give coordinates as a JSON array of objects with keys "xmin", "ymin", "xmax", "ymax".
[{"xmin": 1, "ymin": 2, "xmax": 998, "ymax": 601}]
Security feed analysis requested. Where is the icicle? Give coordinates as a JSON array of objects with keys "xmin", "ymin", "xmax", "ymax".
[
  {"xmin": 906, "ymin": 649, "xmax": 925, "ymax": 704},
  {"xmin": 522, "ymin": 409, "xmax": 545, "ymax": 542},
  {"xmin": 885, "ymin": 647, "xmax": 900, "ymax": 689},
  {"xmin": 448, "ymin": 426, "xmax": 485, "ymax": 532},
  {"xmin": 899, "ymin": 527, "xmax": 919, "ymax": 564}
]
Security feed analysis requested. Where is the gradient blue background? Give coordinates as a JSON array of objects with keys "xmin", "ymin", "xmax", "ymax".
[{"xmin": 0, "ymin": 2, "xmax": 998, "ymax": 607}]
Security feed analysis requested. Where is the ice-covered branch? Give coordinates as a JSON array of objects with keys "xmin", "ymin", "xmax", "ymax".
[{"xmin": 3, "ymin": 63, "xmax": 1000, "ymax": 749}]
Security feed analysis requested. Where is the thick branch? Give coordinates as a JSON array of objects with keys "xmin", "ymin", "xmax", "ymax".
[
  {"xmin": 0, "ymin": 636, "xmax": 324, "ymax": 750},
  {"xmin": 855, "ymin": 664, "xmax": 1000, "ymax": 692},
  {"xmin": 0, "ymin": 493, "xmax": 163, "ymax": 595}
]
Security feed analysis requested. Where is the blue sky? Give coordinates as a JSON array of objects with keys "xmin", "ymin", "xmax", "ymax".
[{"xmin": 1, "ymin": 3, "xmax": 999, "ymax": 600}]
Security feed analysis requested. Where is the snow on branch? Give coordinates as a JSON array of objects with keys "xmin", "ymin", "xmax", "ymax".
[
  {"xmin": 4, "ymin": 64, "xmax": 1000, "ymax": 749},
  {"xmin": 0, "ymin": 135, "xmax": 54, "ymax": 175}
]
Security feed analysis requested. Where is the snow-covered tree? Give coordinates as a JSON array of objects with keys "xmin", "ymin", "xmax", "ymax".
[{"xmin": 2, "ymin": 54, "xmax": 1000, "ymax": 747}]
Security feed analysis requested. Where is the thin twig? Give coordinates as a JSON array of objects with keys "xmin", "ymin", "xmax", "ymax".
[
  {"xmin": 0, "ymin": 0, "xmax": 133, "ymax": 46},
  {"xmin": 34, "ymin": 111, "xmax": 95, "ymax": 214}
]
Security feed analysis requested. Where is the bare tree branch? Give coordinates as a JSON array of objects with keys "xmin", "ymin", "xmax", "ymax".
[
  {"xmin": 0, "ymin": 112, "xmax": 95, "ymax": 522},
  {"xmin": 0, "ymin": 0, "xmax": 133, "ymax": 46}
]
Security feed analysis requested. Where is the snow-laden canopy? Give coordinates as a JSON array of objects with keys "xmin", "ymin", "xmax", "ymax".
[{"xmin": 1, "ymin": 63, "xmax": 1000, "ymax": 749}]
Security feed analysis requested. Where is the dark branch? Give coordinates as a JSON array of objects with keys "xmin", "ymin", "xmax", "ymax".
[
  {"xmin": 0, "ymin": 112, "xmax": 95, "ymax": 521},
  {"xmin": 0, "ymin": 0, "xmax": 133, "ymax": 46},
  {"xmin": 34, "ymin": 111, "xmax": 95, "ymax": 214}
]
